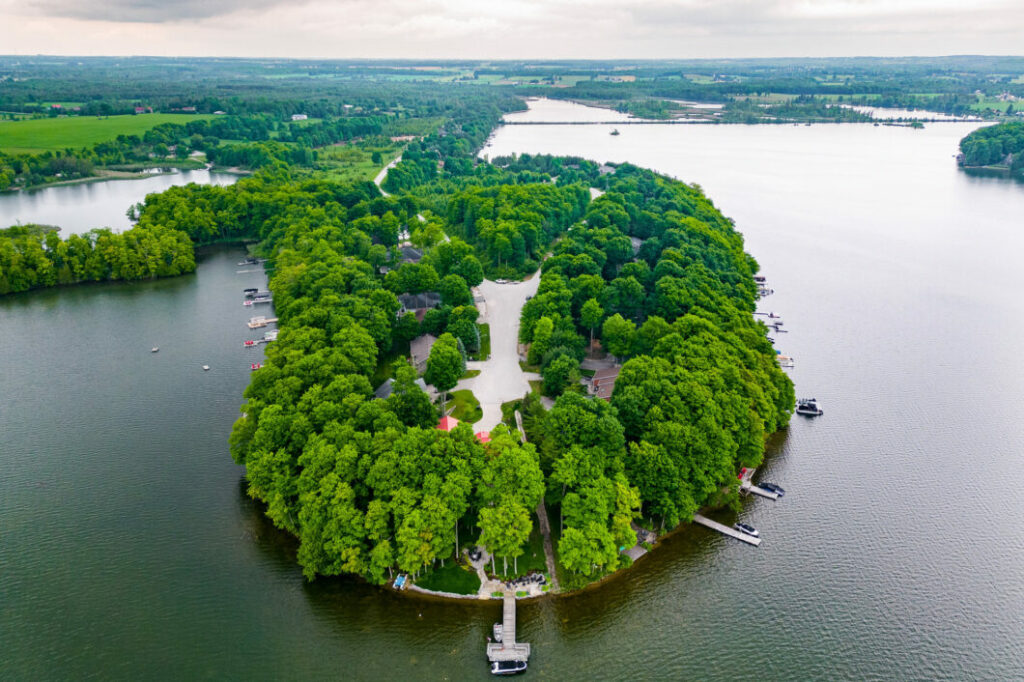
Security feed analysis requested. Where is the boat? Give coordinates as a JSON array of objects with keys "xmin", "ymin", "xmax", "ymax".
[
  {"xmin": 796, "ymin": 398, "xmax": 823, "ymax": 416},
  {"xmin": 734, "ymin": 522, "xmax": 759, "ymax": 537},
  {"xmin": 202, "ymin": 365, "xmax": 210, "ymax": 371},
  {"xmin": 490, "ymin": 660, "xmax": 527, "ymax": 676},
  {"xmin": 243, "ymin": 287, "xmax": 258, "ymax": 294},
  {"xmin": 753, "ymin": 275, "xmax": 767, "ymax": 284},
  {"xmin": 244, "ymin": 340, "xmax": 257, "ymax": 347},
  {"xmin": 777, "ymin": 355, "xmax": 794, "ymax": 369},
  {"xmin": 243, "ymin": 300, "xmax": 253, "ymax": 307},
  {"xmin": 760, "ymin": 482, "xmax": 785, "ymax": 497},
  {"xmin": 250, "ymin": 363, "xmax": 262, "ymax": 371},
  {"xmin": 610, "ymin": 129, "xmax": 620, "ymax": 136},
  {"xmin": 264, "ymin": 329, "xmax": 279, "ymax": 341},
  {"xmin": 394, "ymin": 574, "xmax": 407, "ymax": 590},
  {"xmin": 151, "ymin": 347, "xmax": 159, "ymax": 353},
  {"xmin": 492, "ymin": 623, "xmax": 503, "ymax": 643}
]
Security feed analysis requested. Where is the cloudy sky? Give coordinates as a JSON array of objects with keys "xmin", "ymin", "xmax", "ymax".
[{"xmin": 1, "ymin": 0, "xmax": 1022, "ymax": 59}]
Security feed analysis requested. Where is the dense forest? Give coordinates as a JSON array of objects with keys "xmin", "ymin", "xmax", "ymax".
[
  {"xmin": 0, "ymin": 68, "xmax": 794, "ymax": 591},
  {"xmin": 959, "ymin": 121, "xmax": 1024, "ymax": 175}
]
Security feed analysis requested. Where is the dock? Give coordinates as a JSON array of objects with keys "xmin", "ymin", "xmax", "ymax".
[
  {"xmin": 693, "ymin": 514, "xmax": 762, "ymax": 546},
  {"xmin": 486, "ymin": 595, "xmax": 531, "ymax": 663},
  {"xmin": 738, "ymin": 467, "xmax": 779, "ymax": 500},
  {"xmin": 247, "ymin": 317, "xmax": 278, "ymax": 329}
]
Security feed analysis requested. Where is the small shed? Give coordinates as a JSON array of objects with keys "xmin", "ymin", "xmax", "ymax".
[{"xmin": 437, "ymin": 415, "xmax": 460, "ymax": 431}]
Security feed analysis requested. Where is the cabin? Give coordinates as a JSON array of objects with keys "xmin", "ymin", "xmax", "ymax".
[
  {"xmin": 409, "ymin": 334, "xmax": 438, "ymax": 373},
  {"xmin": 588, "ymin": 366, "xmax": 621, "ymax": 401}
]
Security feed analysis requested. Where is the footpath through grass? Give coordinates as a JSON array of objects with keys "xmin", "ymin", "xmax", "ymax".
[{"xmin": 0, "ymin": 114, "xmax": 216, "ymax": 154}]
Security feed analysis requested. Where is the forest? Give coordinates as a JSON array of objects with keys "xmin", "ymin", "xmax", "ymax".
[
  {"xmin": 959, "ymin": 121, "xmax": 1024, "ymax": 175},
  {"xmin": 0, "ymin": 68, "xmax": 794, "ymax": 592}
]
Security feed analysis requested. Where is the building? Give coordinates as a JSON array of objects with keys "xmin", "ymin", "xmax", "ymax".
[
  {"xmin": 409, "ymin": 334, "xmax": 438, "ymax": 373},
  {"xmin": 398, "ymin": 245, "xmax": 423, "ymax": 264},
  {"xmin": 291, "ymin": 113, "xmax": 308, "ymax": 121},
  {"xmin": 437, "ymin": 415, "xmax": 459, "ymax": 431},
  {"xmin": 374, "ymin": 376, "xmax": 430, "ymax": 400},
  {"xmin": 589, "ymin": 366, "xmax": 621, "ymax": 401},
  {"xmin": 398, "ymin": 292, "xmax": 441, "ymax": 321}
]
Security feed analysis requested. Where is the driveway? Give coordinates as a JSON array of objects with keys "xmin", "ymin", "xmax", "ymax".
[{"xmin": 454, "ymin": 275, "xmax": 540, "ymax": 432}]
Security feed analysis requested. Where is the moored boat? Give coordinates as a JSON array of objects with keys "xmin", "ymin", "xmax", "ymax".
[
  {"xmin": 490, "ymin": 660, "xmax": 527, "ymax": 676},
  {"xmin": 796, "ymin": 398, "xmax": 823, "ymax": 416},
  {"xmin": 734, "ymin": 522, "xmax": 759, "ymax": 537}
]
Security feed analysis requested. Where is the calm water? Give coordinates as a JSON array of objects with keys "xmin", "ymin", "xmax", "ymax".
[
  {"xmin": 0, "ymin": 169, "xmax": 239, "ymax": 235},
  {"xmin": 3, "ymin": 102, "xmax": 1024, "ymax": 679}
]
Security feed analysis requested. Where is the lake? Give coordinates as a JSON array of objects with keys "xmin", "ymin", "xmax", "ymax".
[
  {"xmin": 0, "ymin": 169, "xmax": 240, "ymax": 236},
  {"xmin": 2, "ymin": 100, "xmax": 1024, "ymax": 679}
]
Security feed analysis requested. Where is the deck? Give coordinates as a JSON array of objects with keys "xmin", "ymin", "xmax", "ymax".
[
  {"xmin": 486, "ymin": 595, "xmax": 531, "ymax": 663},
  {"xmin": 693, "ymin": 514, "xmax": 762, "ymax": 546}
]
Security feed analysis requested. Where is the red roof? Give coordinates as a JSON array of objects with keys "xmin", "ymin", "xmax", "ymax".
[
  {"xmin": 437, "ymin": 415, "xmax": 460, "ymax": 431},
  {"xmin": 475, "ymin": 431, "xmax": 491, "ymax": 443}
]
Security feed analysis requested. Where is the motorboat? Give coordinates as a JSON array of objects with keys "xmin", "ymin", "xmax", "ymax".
[
  {"xmin": 243, "ymin": 287, "xmax": 258, "ymax": 295},
  {"xmin": 490, "ymin": 660, "xmax": 527, "ymax": 676},
  {"xmin": 250, "ymin": 363, "xmax": 262, "ymax": 371},
  {"xmin": 777, "ymin": 355, "xmax": 795, "ymax": 369},
  {"xmin": 610, "ymin": 129, "xmax": 620, "ymax": 136},
  {"xmin": 202, "ymin": 365, "xmax": 210, "ymax": 371},
  {"xmin": 796, "ymin": 398, "xmax": 823, "ymax": 416},
  {"xmin": 734, "ymin": 522, "xmax": 759, "ymax": 537},
  {"xmin": 492, "ymin": 623, "xmax": 503, "ymax": 643},
  {"xmin": 760, "ymin": 483, "xmax": 785, "ymax": 497},
  {"xmin": 243, "ymin": 300, "xmax": 253, "ymax": 307},
  {"xmin": 244, "ymin": 340, "xmax": 257, "ymax": 347},
  {"xmin": 151, "ymin": 347, "xmax": 159, "ymax": 353}
]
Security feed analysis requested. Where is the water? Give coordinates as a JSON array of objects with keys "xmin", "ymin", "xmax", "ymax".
[
  {"xmin": 3, "ymin": 102, "xmax": 1024, "ymax": 679},
  {"xmin": 0, "ymin": 169, "xmax": 240, "ymax": 236}
]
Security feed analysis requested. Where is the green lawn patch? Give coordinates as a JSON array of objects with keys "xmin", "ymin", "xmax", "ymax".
[
  {"xmin": 528, "ymin": 380, "xmax": 543, "ymax": 395},
  {"xmin": 0, "ymin": 114, "xmax": 215, "ymax": 154},
  {"xmin": 475, "ymin": 323, "xmax": 491, "ymax": 360},
  {"xmin": 415, "ymin": 561, "xmax": 481, "ymax": 595},
  {"xmin": 449, "ymin": 389, "xmax": 482, "ymax": 423},
  {"xmin": 371, "ymin": 353, "xmax": 401, "ymax": 390},
  {"xmin": 461, "ymin": 369, "xmax": 481, "ymax": 380}
]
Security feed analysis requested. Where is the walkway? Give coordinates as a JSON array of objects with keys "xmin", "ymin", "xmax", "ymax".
[{"xmin": 453, "ymin": 276, "xmax": 540, "ymax": 432}]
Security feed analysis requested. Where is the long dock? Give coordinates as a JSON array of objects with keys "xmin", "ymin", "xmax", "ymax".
[
  {"xmin": 486, "ymin": 595, "xmax": 531, "ymax": 663},
  {"xmin": 693, "ymin": 514, "xmax": 761, "ymax": 546},
  {"xmin": 741, "ymin": 483, "xmax": 779, "ymax": 500}
]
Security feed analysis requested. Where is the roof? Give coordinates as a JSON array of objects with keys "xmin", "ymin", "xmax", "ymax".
[
  {"xmin": 475, "ymin": 431, "xmax": 491, "ymax": 443},
  {"xmin": 399, "ymin": 245, "xmax": 423, "ymax": 264},
  {"xmin": 437, "ymin": 415, "xmax": 460, "ymax": 431},
  {"xmin": 398, "ymin": 292, "xmax": 441, "ymax": 311},
  {"xmin": 374, "ymin": 376, "xmax": 429, "ymax": 400},
  {"xmin": 591, "ymin": 366, "xmax": 621, "ymax": 382},
  {"xmin": 409, "ymin": 334, "xmax": 438, "ymax": 369}
]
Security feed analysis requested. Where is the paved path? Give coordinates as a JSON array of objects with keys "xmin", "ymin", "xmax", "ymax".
[
  {"xmin": 454, "ymin": 276, "xmax": 540, "ymax": 432},
  {"xmin": 372, "ymin": 155, "xmax": 401, "ymax": 196}
]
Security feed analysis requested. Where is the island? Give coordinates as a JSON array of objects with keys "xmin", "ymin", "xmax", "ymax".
[{"xmin": 958, "ymin": 121, "xmax": 1024, "ymax": 178}]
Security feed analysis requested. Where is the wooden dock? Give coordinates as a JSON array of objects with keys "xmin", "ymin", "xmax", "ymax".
[
  {"xmin": 486, "ymin": 595, "xmax": 531, "ymax": 663},
  {"xmin": 693, "ymin": 514, "xmax": 762, "ymax": 546},
  {"xmin": 741, "ymin": 483, "xmax": 779, "ymax": 500}
]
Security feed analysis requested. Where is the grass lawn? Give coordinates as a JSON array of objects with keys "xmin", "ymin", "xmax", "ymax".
[
  {"xmin": 461, "ymin": 369, "xmax": 481, "ymax": 380},
  {"xmin": 371, "ymin": 353, "xmax": 402, "ymax": 390},
  {"xmin": 478, "ymin": 323, "xmax": 491, "ymax": 359},
  {"xmin": 415, "ymin": 561, "xmax": 481, "ymax": 595},
  {"xmin": 528, "ymin": 380, "xmax": 543, "ymax": 395},
  {"xmin": 448, "ymin": 389, "xmax": 482, "ymax": 423},
  {"xmin": 0, "ymin": 114, "xmax": 215, "ymax": 154},
  {"xmin": 317, "ymin": 139, "xmax": 404, "ymax": 183}
]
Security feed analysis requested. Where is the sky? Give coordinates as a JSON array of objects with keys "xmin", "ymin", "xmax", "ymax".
[{"xmin": 0, "ymin": 0, "xmax": 1022, "ymax": 59}]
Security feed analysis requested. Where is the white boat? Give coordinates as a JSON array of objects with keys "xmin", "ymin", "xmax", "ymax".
[
  {"xmin": 202, "ymin": 365, "xmax": 210, "ymax": 371},
  {"xmin": 777, "ymin": 355, "xmax": 795, "ymax": 368},
  {"xmin": 796, "ymin": 398, "xmax": 823, "ymax": 416},
  {"xmin": 151, "ymin": 347, "xmax": 159, "ymax": 353}
]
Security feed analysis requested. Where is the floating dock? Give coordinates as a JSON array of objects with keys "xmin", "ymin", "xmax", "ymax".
[
  {"xmin": 247, "ymin": 317, "xmax": 278, "ymax": 329},
  {"xmin": 486, "ymin": 595, "xmax": 531, "ymax": 663},
  {"xmin": 693, "ymin": 514, "xmax": 762, "ymax": 546},
  {"xmin": 738, "ymin": 467, "xmax": 779, "ymax": 500}
]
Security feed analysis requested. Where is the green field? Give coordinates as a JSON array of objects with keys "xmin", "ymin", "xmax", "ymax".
[{"xmin": 0, "ymin": 114, "xmax": 216, "ymax": 154}]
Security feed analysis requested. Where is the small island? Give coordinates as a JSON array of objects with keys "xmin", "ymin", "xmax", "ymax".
[{"xmin": 958, "ymin": 120, "xmax": 1024, "ymax": 178}]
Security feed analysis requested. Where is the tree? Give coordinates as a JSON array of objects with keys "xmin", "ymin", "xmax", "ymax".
[
  {"xmin": 542, "ymin": 353, "xmax": 579, "ymax": 397},
  {"xmin": 439, "ymin": 273, "xmax": 472, "ymax": 307},
  {"xmin": 386, "ymin": 362, "xmax": 437, "ymax": 428},
  {"xmin": 601, "ymin": 313, "xmax": 635, "ymax": 360},
  {"xmin": 424, "ymin": 333, "xmax": 464, "ymax": 413},
  {"xmin": 478, "ymin": 499, "xmax": 532, "ymax": 575},
  {"xmin": 580, "ymin": 298, "xmax": 604, "ymax": 351}
]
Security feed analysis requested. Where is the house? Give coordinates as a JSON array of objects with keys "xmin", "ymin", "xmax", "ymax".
[
  {"xmin": 134, "ymin": 106, "xmax": 152, "ymax": 114},
  {"xmin": 398, "ymin": 244, "xmax": 423, "ymax": 264},
  {"xmin": 374, "ymin": 376, "xmax": 430, "ymax": 400},
  {"xmin": 398, "ymin": 292, "xmax": 441, "ymax": 321},
  {"xmin": 589, "ymin": 366, "xmax": 621, "ymax": 401},
  {"xmin": 598, "ymin": 164, "xmax": 616, "ymax": 175},
  {"xmin": 409, "ymin": 334, "xmax": 438, "ymax": 373},
  {"xmin": 291, "ymin": 113, "xmax": 308, "ymax": 121}
]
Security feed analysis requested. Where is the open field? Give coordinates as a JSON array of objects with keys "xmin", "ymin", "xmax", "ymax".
[{"xmin": 0, "ymin": 113, "xmax": 216, "ymax": 154}]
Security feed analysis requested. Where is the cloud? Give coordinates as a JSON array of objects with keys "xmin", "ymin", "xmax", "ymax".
[{"xmin": 26, "ymin": 0, "xmax": 289, "ymax": 22}]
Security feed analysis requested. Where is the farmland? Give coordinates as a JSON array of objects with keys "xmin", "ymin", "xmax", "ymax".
[{"xmin": 0, "ymin": 114, "xmax": 216, "ymax": 154}]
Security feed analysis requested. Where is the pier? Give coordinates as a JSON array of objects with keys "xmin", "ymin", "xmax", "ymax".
[
  {"xmin": 738, "ymin": 467, "xmax": 779, "ymax": 500},
  {"xmin": 486, "ymin": 595, "xmax": 531, "ymax": 663},
  {"xmin": 693, "ymin": 514, "xmax": 762, "ymax": 546},
  {"xmin": 247, "ymin": 317, "xmax": 278, "ymax": 329}
]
